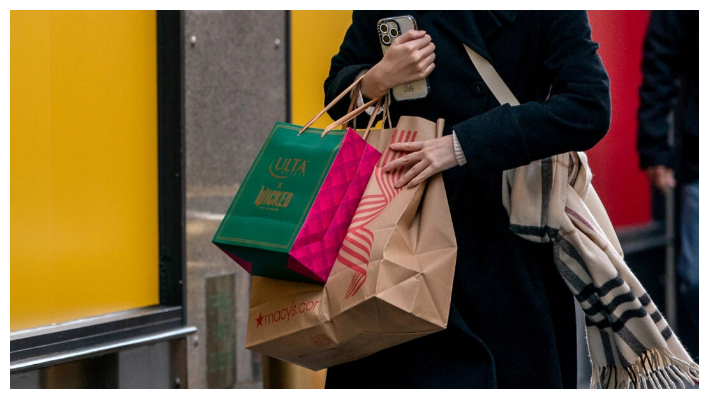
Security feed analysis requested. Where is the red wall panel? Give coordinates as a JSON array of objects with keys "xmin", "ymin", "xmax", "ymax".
[{"xmin": 586, "ymin": 10, "xmax": 652, "ymax": 227}]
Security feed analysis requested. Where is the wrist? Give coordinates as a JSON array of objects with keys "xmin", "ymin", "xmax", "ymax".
[{"xmin": 361, "ymin": 66, "xmax": 389, "ymax": 99}]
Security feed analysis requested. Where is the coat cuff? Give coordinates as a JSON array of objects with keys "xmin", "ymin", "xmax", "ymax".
[
  {"xmin": 452, "ymin": 104, "xmax": 531, "ymax": 175},
  {"xmin": 638, "ymin": 149, "xmax": 673, "ymax": 169}
]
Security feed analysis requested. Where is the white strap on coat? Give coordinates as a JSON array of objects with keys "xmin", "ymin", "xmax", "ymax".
[
  {"xmin": 463, "ymin": 44, "xmax": 623, "ymax": 258},
  {"xmin": 463, "ymin": 45, "xmax": 519, "ymax": 107}
]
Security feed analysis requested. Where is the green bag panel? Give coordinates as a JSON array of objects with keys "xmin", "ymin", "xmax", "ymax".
[
  {"xmin": 215, "ymin": 244, "xmax": 317, "ymax": 284},
  {"xmin": 213, "ymin": 122, "xmax": 346, "ymax": 251}
]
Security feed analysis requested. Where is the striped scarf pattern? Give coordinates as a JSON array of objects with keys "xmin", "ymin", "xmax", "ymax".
[{"xmin": 502, "ymin": 152, "xmax": 699, "ymax": 389}]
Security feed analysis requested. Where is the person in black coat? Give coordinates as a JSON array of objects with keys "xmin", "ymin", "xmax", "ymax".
[
  {"xmin": 323, "ymin": 11, "xmax": 611, "ymax": 388},
  {"xmin": 636, "ymin": 10, "xmax": 699, "ymax": 362}
]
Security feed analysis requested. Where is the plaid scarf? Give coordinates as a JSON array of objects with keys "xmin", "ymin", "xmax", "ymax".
[{"xmin": 502, "ymin": 152, "xmax": 699, "ymax": 389}]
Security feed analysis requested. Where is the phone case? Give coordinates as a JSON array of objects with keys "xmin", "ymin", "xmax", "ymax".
[{"xmin": 377, "ymin": 15, "xmax": 430, "ymax": 101}]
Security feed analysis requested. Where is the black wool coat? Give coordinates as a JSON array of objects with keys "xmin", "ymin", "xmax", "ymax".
[
  {"xmin": 323, "ymin": 11, "xmax": 611, "ymax": 389},
  {"xmin": 637, "ymin": 10, "xmax": 698, "ymax": 183}
]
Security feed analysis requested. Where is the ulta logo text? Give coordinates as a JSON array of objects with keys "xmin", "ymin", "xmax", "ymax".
[{"xmin": 269, "ymin": 158, "xmax": 307, "ymax": 179}]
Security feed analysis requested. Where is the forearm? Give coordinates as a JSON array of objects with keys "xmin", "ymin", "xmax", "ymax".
[
  {"xmin": 324, "ymin": 64, "xmax": 374, "ymax": 122},
  {"xmin": 455, "ymin": 96, "xmax": 609, "ymax": 174},
  {"xmin": 360, "ymin": 66, "xmax": 390, "ymax": 100},
  {"xmin": 325, "ymin": 15, "xmax": 435, "ymax": 123}
]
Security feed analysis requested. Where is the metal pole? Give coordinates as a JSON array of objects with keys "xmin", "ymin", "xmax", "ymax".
[
  {"xmin": 664, "ymin": 186, "xmax": 677, "ymax": 329},
  {"xmin": 664, "ymin": 110, "xmax": 678, "ymax": 330}
]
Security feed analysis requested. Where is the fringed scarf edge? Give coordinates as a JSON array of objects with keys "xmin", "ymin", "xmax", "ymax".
[{"xmin": 591, "ymin": 347, "xmax": 699, "ymax": 389}]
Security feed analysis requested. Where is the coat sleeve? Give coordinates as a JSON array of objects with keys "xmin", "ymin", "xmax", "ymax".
[
  {"xmin": 323, "ymin": 11, "xmax": 385, "ymax": 126},
  {"xmin": 636, "ymin": 11, "xmax": 681, "ymax": 169},
  {"xmin": 454, "ymin": 11, "xmax": 611, "ymax": 175}
]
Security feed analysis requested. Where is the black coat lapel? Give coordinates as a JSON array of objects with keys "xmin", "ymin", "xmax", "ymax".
[
  {"xmin": 479, "ymin": 11, "xmax": 518, "ymax": 43},
  {"xmin": 433, "ymin": 11, "xmax": 491, "ymax": 62},
  {"xmin": 432, "ymin": 11, "xmax": 518, "ymax": 63},
  {"xmin": 489, "ymin": 10, "xmax": 517, "ymax": 26}
]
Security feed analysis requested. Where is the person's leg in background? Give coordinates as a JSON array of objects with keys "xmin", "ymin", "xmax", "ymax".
[{"xmin": 677, "ymin": 180, "xmax": 699, "ymax": 362}]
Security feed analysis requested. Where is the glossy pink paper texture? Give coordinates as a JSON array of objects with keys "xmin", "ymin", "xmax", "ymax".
[{"xmin": 287, "ymin": 129, "xmax": 381, "ymax": 283}]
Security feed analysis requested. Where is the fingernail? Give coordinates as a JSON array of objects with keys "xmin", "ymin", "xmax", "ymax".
[{"xmin": 395, "ymin": 180, "xmax": 402, "ymax": 188}]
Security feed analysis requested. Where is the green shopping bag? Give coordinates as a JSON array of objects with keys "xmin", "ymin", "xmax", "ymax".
[{"xmin": 213, "ymin": 76, "xmax": 382, "ymax": 284}]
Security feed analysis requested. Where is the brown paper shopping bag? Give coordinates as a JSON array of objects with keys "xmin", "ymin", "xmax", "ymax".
[{"xmin": 246, "ymin": 116, "xmax": 457, "ymax": 371}]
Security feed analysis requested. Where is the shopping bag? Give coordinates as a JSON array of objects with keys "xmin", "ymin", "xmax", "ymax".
[
  {"xmin": 212, "ymin": 77, "xmax": 381, "ymax": 284},
  {"xmin": 245, "ymin": 116, "xmax": 458, "ymax": 370}
]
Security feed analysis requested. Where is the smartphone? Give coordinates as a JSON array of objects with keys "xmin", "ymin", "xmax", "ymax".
[{"xmin": 377, "ymin": 15, "xmax": 431, "ymax": 101}]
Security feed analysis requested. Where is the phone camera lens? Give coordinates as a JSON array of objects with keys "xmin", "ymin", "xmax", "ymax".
[
  {"xmin": 379, "ymin": 24, "xmax": 388, "ymax": 33},
  {"xmin": 382, "ymin": 34, "xmax": 391, "ymax": 45},
  {"xmin": 390, "ymin": 28, "xmax": 398, "ymax": 37}
]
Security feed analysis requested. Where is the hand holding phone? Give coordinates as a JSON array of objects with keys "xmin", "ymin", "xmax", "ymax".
[{"xmin": 361, "ymin": 16, "xmax": 435, "ymax": 102}]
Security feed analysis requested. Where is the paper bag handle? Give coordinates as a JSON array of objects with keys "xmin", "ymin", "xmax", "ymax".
[
  {"xmin": 346, "ymin": 79, "xmax": 392, "ymax": 130},
  {"xmin": 321, "ymin": 95, "xmax": 384, "ymax": 137},
  {"xmin": 299, "ymin": 74, "xmax": 384, "ymax": 135}
]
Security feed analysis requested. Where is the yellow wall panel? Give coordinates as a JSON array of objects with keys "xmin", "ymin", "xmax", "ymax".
[
  {"xmin": 291, "ymin": 10, "xmax": 353, "ymax": 128},
  {"xmin": 11, "ymin": 11, "xmax": 159, "ymax": 331}
]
